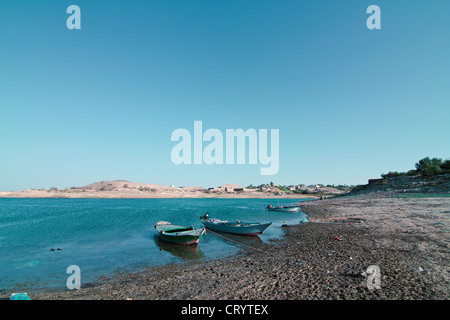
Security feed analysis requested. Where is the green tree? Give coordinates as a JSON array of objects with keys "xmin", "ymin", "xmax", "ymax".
[
  {"xmin": 415, "ymin": 157, "xmax": 443, "ymax": 176},
  {"xmin": 440, "ymin": 159, "xmax": 450, "ymax": 171}
]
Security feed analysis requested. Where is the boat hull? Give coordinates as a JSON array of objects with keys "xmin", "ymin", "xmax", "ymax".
[
  {"xmin": 158, "ymin": 233, "xmax": 203, "ymax": 245},
  {"xmin": 155, "ymin": 221, "xmax": 206, "ymax": 245},
  {"xmin": 202, "ymin": 221, "xmax": 272, "ymax": 235},
  {"xmin": 267, "ymin": 207, "xmax": 299, "ymax": 212}
]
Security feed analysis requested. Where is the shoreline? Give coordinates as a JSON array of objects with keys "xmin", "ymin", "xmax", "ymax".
[
  {"xmin": 0, "ymin": 190, "xmax": 318, "ymax": 199},
  {"xmin": 4, "ymin": 193, "xmax": 449, "ymax": 300}
]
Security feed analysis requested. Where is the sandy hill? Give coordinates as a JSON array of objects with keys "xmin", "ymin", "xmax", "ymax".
[{"xmin": 79, "ymin": 180, "xmax": 180, "ymax": 191}]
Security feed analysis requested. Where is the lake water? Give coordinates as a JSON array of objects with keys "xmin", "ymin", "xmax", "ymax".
[{"xmin": 0, "ymin": 198, "xmax": 310, "ymax": 292}]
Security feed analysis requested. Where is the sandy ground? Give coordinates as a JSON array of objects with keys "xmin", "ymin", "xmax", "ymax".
[{"xmin": 8, "ymin": 193, "xmax": 450, "ymax": 300}]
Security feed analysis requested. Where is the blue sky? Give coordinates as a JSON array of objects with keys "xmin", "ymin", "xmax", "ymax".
[{"xmin": 1, "ymin": 0, "xmax": 449, "ymax": 190}]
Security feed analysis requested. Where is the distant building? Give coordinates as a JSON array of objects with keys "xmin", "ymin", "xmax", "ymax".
[{"xmin": 211, "ymin": 184, "xmax": 246, "ymax": 192}]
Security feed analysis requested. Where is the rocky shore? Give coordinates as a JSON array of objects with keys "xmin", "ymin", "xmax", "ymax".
[{"xmin": 25, "ymin": 192, "xmax": 449, "ymax": 300}]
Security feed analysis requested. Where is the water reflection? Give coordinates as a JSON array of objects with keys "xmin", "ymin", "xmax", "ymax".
[
  {"xmin": 205, "ymin": 229, "xmax": 265, "ymax": 249},
  {"xmin": 153, "ymin": 235, "xmax": 205, "ymax": 261}
]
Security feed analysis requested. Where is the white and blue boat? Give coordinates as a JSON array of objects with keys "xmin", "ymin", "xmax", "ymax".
[
  {"xmin": 200, "ymin": 213, "xmax": 272, "ymax": 236},
  {"xmin": 266, "ymin": 205, "xmax": 299, "ymax": 212}
]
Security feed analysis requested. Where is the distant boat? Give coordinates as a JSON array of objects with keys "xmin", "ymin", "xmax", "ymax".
[
  {"xmin": 266, "ymin": 205, "xmax": 299, "ymax": 212},
  {"xmin": 154, "ymin": 221, "xmax": 206, "ymax": 245},
  {"xmin": 200, "ymin": 213, "xmax": 271, "ymax": 236}
]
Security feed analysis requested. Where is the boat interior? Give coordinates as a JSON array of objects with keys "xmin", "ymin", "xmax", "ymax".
[{"xmin": 163, "ymin": 227, "xmax": 194, "ymax": 233}]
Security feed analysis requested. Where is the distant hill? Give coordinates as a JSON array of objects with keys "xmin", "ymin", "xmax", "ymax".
[
  {"xmin": 78, "ymin": 180, "xmax": 179, "ymax": 192},
  {"xmin": 344, "ymin": 156, "xmax": 450, "ymax": 196},
  {"xmin": 348, "ymin": 173, "xmax": 450, "ymax": 196}
]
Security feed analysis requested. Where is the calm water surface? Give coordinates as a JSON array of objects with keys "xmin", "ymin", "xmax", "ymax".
[{"xmin": 0, "ymin": 198, "xmax": 310, "ymax": 292}]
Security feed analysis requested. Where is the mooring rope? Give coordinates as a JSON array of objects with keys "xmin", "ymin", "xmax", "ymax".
[{"xmin": 205, "ymin": 228, "xmax": 300, "ymax": 263}]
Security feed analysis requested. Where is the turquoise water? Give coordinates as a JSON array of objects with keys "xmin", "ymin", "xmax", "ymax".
[{"xmin": 0, "ymin": 198, "xmax": 309, "ymax": 292}]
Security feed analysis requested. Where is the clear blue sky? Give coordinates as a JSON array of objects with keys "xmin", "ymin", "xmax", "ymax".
[{"xmin": 1, "ymin": 0, "xmax": 449, "ymax": 190}]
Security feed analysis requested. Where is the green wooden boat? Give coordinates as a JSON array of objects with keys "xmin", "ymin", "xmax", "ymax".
[{"xmin": 154, "ymin": 221, "xmax": 206, "ymax": 245}]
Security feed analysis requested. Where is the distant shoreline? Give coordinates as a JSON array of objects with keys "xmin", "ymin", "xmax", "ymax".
[
  {"xmin": 0, "ymin": 190, "xmax": 318, "ymax": 199},
  {"xmin": 0, "ymin": 179, "xmax": 349, "ymax": 199}
]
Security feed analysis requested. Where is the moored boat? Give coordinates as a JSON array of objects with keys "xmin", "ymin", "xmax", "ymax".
[
  {"xmin": 154, "ymin": 221, "xmax": 206, "ymax": 245},
  {"xmin": 266, "ymin": 205, "xmax": 299, "ymax": 212},
  {"xmin": 200, "ymin": 214, "xmax": 272, "ymax": 235}
]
